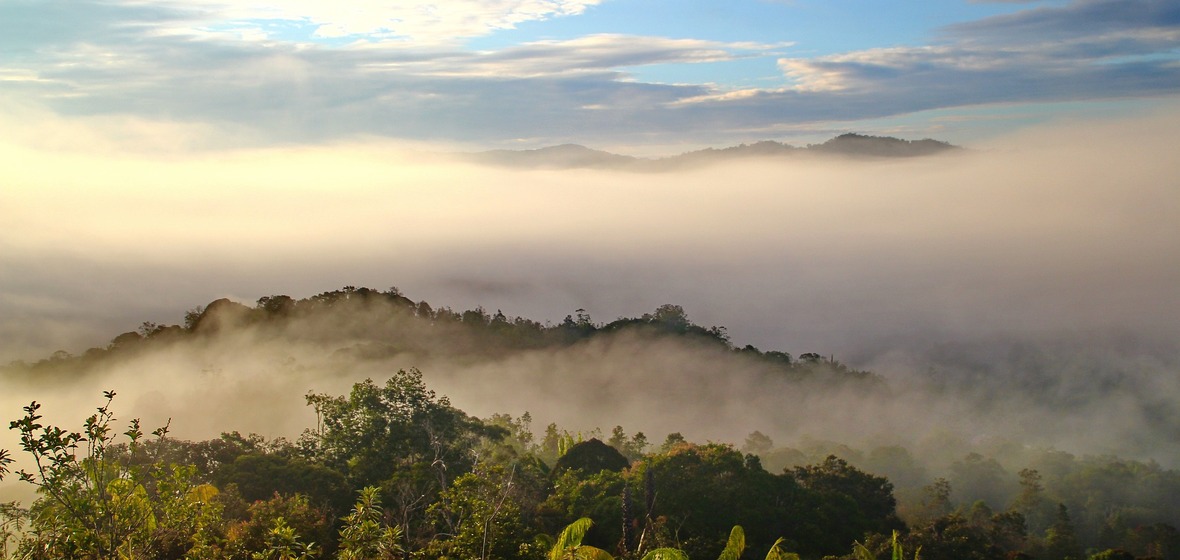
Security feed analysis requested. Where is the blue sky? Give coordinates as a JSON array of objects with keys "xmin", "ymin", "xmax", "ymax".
[
  {"xmin": 468, "ymin": 1, "xmax": 1052, "ymax": 55},
  {"xmin": 1, "ymin": 0, "xmax": 1178, "ymax": 152}
]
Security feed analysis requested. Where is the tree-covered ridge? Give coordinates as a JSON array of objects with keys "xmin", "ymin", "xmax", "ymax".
[
  {"xmin": 3, "ymin": 286, "xmax": 873, "ymax": 386},
  {"xmin": 3, "ymin": 374, "xmax": 1179, "ymax": 560}
]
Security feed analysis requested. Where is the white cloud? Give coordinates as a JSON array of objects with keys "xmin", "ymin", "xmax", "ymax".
[
  {"xmin": 777, "ymin": 58, "xmax": 852, "ymax": 92},
  {"xmin": 670, "ymin": 87, "xmax": 773, "ymax": 105},
  {"xmin": 186, "ymin": 0, "xmax": 602, "ymax": 43},
  {"xmin": 361, "ymin": 34, "xmax": 763, "ymax": 77}
]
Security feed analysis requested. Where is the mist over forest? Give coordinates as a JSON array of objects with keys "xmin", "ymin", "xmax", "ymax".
[
  {"xmin": 5, "ymin": 0, "xmax": 1180, "ymax": 555},
  {"xmin": 3, "ymin": 108, "xmax": 1180, "ymax": 559}
]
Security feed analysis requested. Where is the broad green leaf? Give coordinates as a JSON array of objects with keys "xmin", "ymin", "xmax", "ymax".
[
  {"xmin": 550, "ymin": 518, "xmax": 599, "ymax": 560},
  {"xmin": 187, "ymin": 483, "xmax": 219, "ymax": 504}
]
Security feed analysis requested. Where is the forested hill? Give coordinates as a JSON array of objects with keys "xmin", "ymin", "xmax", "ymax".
[
  {"xmin": 4, "ymin": 286, "xmax": 1180, "ymax": 559},
  {"xmin": 3, "ymin": 285, "xmax": 871, "ymax": 387}
]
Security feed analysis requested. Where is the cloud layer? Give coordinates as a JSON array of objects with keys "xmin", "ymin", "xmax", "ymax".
[
  {"xmin": 3, "ymin": 102, "xmax": 1178, "ymax": 364},
  {"xmin": 3, "ymin": 102, "xmax": 1180, "ymax": 508}
]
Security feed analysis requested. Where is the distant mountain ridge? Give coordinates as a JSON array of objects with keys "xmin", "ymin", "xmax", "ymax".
[
  {"xmin": 466, "ymin": 143, "xmax": 639, "ymax": 169},
  {"xmin": 463, "ymin": 133, "xmax": 960, "ymax": 170}
]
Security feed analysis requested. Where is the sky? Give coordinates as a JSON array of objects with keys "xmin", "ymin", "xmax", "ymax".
[{"xmin": 2, "ymin": 0, "xmax": 1179, "ymax": 152}]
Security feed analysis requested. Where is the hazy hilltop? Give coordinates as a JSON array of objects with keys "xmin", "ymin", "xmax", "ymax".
[
  {"xmin": 6, "ymin": 285, "xmax": 1177, "ymax": 471},
  {"xmin": 462, "ymin": 133, "xmax": 961, "ymax": 170},
  {"xmin": 809, "ymin": 133, "xmax": 958, "ymax": 158},
  {"xmin": 2, "ymin": 287, "xmax": 878, "ymax": 445}
]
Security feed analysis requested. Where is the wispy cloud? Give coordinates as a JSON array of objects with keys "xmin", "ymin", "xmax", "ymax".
[
  {"xmin": 215, "ymin": 0, "xmax": 602, "ymax": 42},
  {"xmin": 54, "ymin": 0, "xmax": 604, "ymax": 44},
  {"xmin": 951, "ymin": 0, "xmax": 1180, "ymax": 45},
  {"xmin": 359, "ymin": 34, "xmax": 773, "ymax": 77},
  {"xmin": 1, "ymin": 0, "xmax": 1178, "ymax": 148},
  {"xmin": 716, "ymin": 0, "xmax": 1180, "ymax": 129}
]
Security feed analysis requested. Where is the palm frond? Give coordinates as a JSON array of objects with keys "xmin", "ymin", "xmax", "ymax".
[
  {"xmin": 764, "ymin": 537, "xmax": 801, "ymax": 560},
  {"xmin": 552, "ymin": 518, "xmax": 593, "ymax": 558},
  {"xmin": 550, "ymin": 518, "xmax": 599, "ymax": 560},
  {"xmin": 852, "ymin": 541, "xmax": 875, "ymax": 560},
  {"xmin": 718, "ymin": 525, "xmax": 746, "ymax": 560}
]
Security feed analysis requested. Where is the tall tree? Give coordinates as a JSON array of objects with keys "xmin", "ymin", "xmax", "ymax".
[
  {"xmin": 300, "ymin": 370, "xmax": 506, "ymax": 548},
  {"xmin": 792, "ymin": 455, "xmax": 905, "ymax": 547},
  {"xmin": 1044, "ymin": 503, "xmax": 1082, "ymax": 560},
  {"xmin": 301, "ymin": 369, "xmax": 504, "ymax": 488},
  {"xmin": 336, "ymin": 487, "xmax": 403, "ymax": 560}
]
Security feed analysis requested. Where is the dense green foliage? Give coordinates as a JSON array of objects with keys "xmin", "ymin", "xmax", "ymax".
[
  {"xmin": 4, "ymin": 376, "xmax": 1179, "ymax": 560},
  {"xmin": 2, "ymin": 287, "xmax": 1179, "ymax": 559}
]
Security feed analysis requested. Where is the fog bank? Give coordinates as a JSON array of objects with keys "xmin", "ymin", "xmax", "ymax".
[{"xmin": 2, "ymin": 106, "xmax": 1179, "ymax": 494}]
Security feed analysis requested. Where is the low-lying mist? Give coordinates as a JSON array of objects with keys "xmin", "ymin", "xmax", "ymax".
[{"xmin": 2, "ymin": 104, "xmax": 1179, "ymax": 505}]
